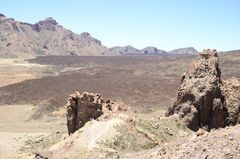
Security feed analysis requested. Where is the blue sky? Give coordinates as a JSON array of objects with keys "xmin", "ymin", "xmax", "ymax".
[{"xmin": 1, "ymin": 0, "xmax": 239, "ymax": 51}]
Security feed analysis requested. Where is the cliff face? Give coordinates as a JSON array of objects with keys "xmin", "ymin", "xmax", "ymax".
[
  {"xmin": 66, "ymin": 91, "xmax": 126, "ymax": 135},
  {"xmin": 0, "ymin": 14, "xmax": 111, "ymax": 58},
  {"xmin": 166, "ymin": 49, "xmax": 240, "ymax": 131},
  {"xmin": 221, "ymin": 77, "xmax": 240, "ymax": 125}
]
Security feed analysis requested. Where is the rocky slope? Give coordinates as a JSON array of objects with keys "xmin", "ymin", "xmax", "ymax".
[
  {"xmin": 221, "ymin": 77, "xmax": 240, "ymax": 125},
  {"xmin": 125, "ymin": 124, "xmax": 240, "ymax": 159},
  {"xmin": 35, "ymin": 88, "xmax": 240, "ymax": 159},
  {"xmin": 166, "ymin": 49, "xmax": 240, "ymax": 131},
  {"xmin": 0, "ymin": 13, "xmax": 198, "ymax": 58},
  {"xmin": 0, "ymin": 13, "xmax": 111, "ymax": 58}
]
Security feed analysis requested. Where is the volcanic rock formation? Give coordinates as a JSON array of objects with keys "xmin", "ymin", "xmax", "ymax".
[
  {"xmin": 221, "ymin": 77, "xmax": 240, "ymax": 125},
  {"xmin": 66, "ymin": 91, "xmax": 126, "ymax": 135},
  {"xmin": 166, "ymin": 49, "xmax": 240, "ymax": 131}
]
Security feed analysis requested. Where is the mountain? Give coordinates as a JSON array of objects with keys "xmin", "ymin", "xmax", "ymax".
[
  {"xmin": 141, "ymin": 46, "xmax": 167, "ymax": 55},
  {"xmin": 0, "ymin": 13, "xmax": 199, "ymax": 58},
  {"xmin": 110, "ymin": 45, "xmax": 140, "ymax": 55},
  {"xmin": 0, "ymin": 13, "xmax": 111, "ymax": 58},
  {"xmin": 168, "ymin": 47, "xmax": 198, "ymax": 55},
  {"xmin": 110, "ymin": 45, "xmax": 168, "ymax": 55},
  {"xmin": 219, "ymin": 49, "xmax": 240, "ymax": 54}
]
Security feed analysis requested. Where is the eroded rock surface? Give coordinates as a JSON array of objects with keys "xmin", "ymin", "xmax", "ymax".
[
  {"xmin": 221, "ymin": 77, "xmax": 240, "ymax": 125},
  {"xmin": 66, "ymin": 91, "xmax": 126, "ymax": 134},
  {"xmin": 166, "ymin": 49, "xmax": 240, "ymax": 131}
]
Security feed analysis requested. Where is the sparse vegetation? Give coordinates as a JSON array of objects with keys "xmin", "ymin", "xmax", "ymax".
[{"xmin": 100, "ymin": 116, "xmax": 193, "ymax": 153}]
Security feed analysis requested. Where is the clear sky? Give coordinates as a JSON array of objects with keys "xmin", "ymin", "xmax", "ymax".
[{"xmin": 0, "ymin": 0, "xmax": 239, "ymax": 51}]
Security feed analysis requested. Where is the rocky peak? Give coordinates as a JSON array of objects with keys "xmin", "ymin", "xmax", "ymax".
[
  {"xmin": 166, "ymin": 49, "xmax": 240, "ymax": 131},
  {"xmin": 0, "ymin": 13, "xmax": 6, "ymax": 17},
  {"xmin": 41, "ymin": 17, "xmax": 58, "ymax": 25},
  {"xmin": 123, "ymin": 45, "xmax": 140, "ymax": 53},
  {"xmin": 142, "ymin": 46, "xmax": 158, "ymax": 54},
  {"xmin": 80, "ymin": 32, "xmax": 91, "ymax": 37},
  {"xmin": 166, "ymin": 49, "xmax": 226, "ymax": 131},
  {"xmin": 141, "ymin": 46, "xmax": 167, "ymax": 55},
  {"xmin": 189, "ymin": 49, "xmax": 221, "ymax": 79},
  {"xmin": 34, "ymin": 17, "xmax": 58, "ymax": 31}
]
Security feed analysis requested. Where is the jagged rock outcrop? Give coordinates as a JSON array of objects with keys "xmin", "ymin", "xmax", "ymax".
[
  {"xmin": 221, "ymin": 77, "xmax": 240, "ymax": 125},
  {"xmin": 166, "ymin": 49, "xmax": 227, "ymax": 131},
  {"xmin": 66, "ymin": 91, "xmax": 126, "ymax": 135},
  {"xmin": 33, "ymin": 17, "xmax": 58, "ymax": 32}
]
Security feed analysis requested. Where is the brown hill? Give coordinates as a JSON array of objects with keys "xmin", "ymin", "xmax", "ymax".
[
  {"xmin": 0, "ymin": 13, "xmax": 200, "ymax": 58},
  {"xmin": 0, "ymin": 14, "xmax": 112, "ymax": 58}
]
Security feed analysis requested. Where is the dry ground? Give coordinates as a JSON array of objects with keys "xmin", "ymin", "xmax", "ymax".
[
  {"xmin": 0, "ymin": 53, "xmax": 239, "ymax": 113},
  {"xmin": 0, "ymin": 104, "xmax": 66, "ymax": 159},
  {"xmin": 0, "ymin": 58, "xmax": 62, "ymax": 87},
  {"xmin": 0, "ymin": 51, "xmax": 239, "ymax": 158},
  {"xmin": 0, "ymin": 55, "xmax": 194, "ymax": 113}
]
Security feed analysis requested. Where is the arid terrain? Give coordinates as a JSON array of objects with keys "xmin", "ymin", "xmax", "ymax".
[
  {"xmin": 0, "ymin": 50, "xmax": 239, "ymax": 158},
  {"xmin": 0, "ymin": 0, "xmax": 239, "ymax": 157}
]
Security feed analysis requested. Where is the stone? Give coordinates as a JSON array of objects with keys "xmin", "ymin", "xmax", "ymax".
[
  {"xmin": 221, "ymin": 77, "xmax": 240, "ymax": 125},
  {"xmin": 38, "ymin": 17, "xmax": 58, "ymax": 31},
  {"xmin": 66, "ymin": 91, "xmax": 126, "ymax": 135},
  {"xmin": 166, "ymin": 49, "xmax": 226, "ymax": 131}
]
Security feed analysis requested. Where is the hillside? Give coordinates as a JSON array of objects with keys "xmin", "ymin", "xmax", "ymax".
[
  {"xmin": 0, "ymin": 13, "xmax": 111, "ymax": 58},
  {"xmin": 168, "ymin": 47, "xmax": 197, "ymax": 54},
  {"xmin": 110, "ymin": 46, "xmax": 168, "ymax": 55},
  {"xmin": 0, "ymin": 13, "xmax": 199, "ymax": 58}
]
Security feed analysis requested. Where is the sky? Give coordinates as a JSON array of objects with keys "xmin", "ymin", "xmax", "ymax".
[{"xmin": 0, "ymin": 0, "xmax": 239, "ymax": 51}]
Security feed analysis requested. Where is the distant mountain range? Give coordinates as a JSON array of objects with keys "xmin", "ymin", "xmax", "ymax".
[
  {"xmin": 110, "ymin": 45, "xmax": 198, "ymax": 55},
  {"xmin": 0, "ymin": 13, "xmax": 198, "ymax": 58},
  {"xmin": 110, "ymin": 45, "xmax": 168, "ymax": 55}
]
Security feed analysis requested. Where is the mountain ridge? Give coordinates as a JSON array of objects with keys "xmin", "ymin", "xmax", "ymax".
[
  {"xmin": 0, "ymin": 14, "xmax": 111, "ymax": 58},
  {"xmin": 0, "ymin": 13, "xmax": 199, "ymax": 58}
]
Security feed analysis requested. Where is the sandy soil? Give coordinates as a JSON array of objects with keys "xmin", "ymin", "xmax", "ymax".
[
  {"xmin": 0, "ymin": 53, "xmax": 239, "ymax": 158},
  {"xmin": 0, "ymin": 105, "xmax": 66, "ymax": 159},
  {"xmin": 0, "ymin": 59, "xmax": 49, "ymax": 87}
]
